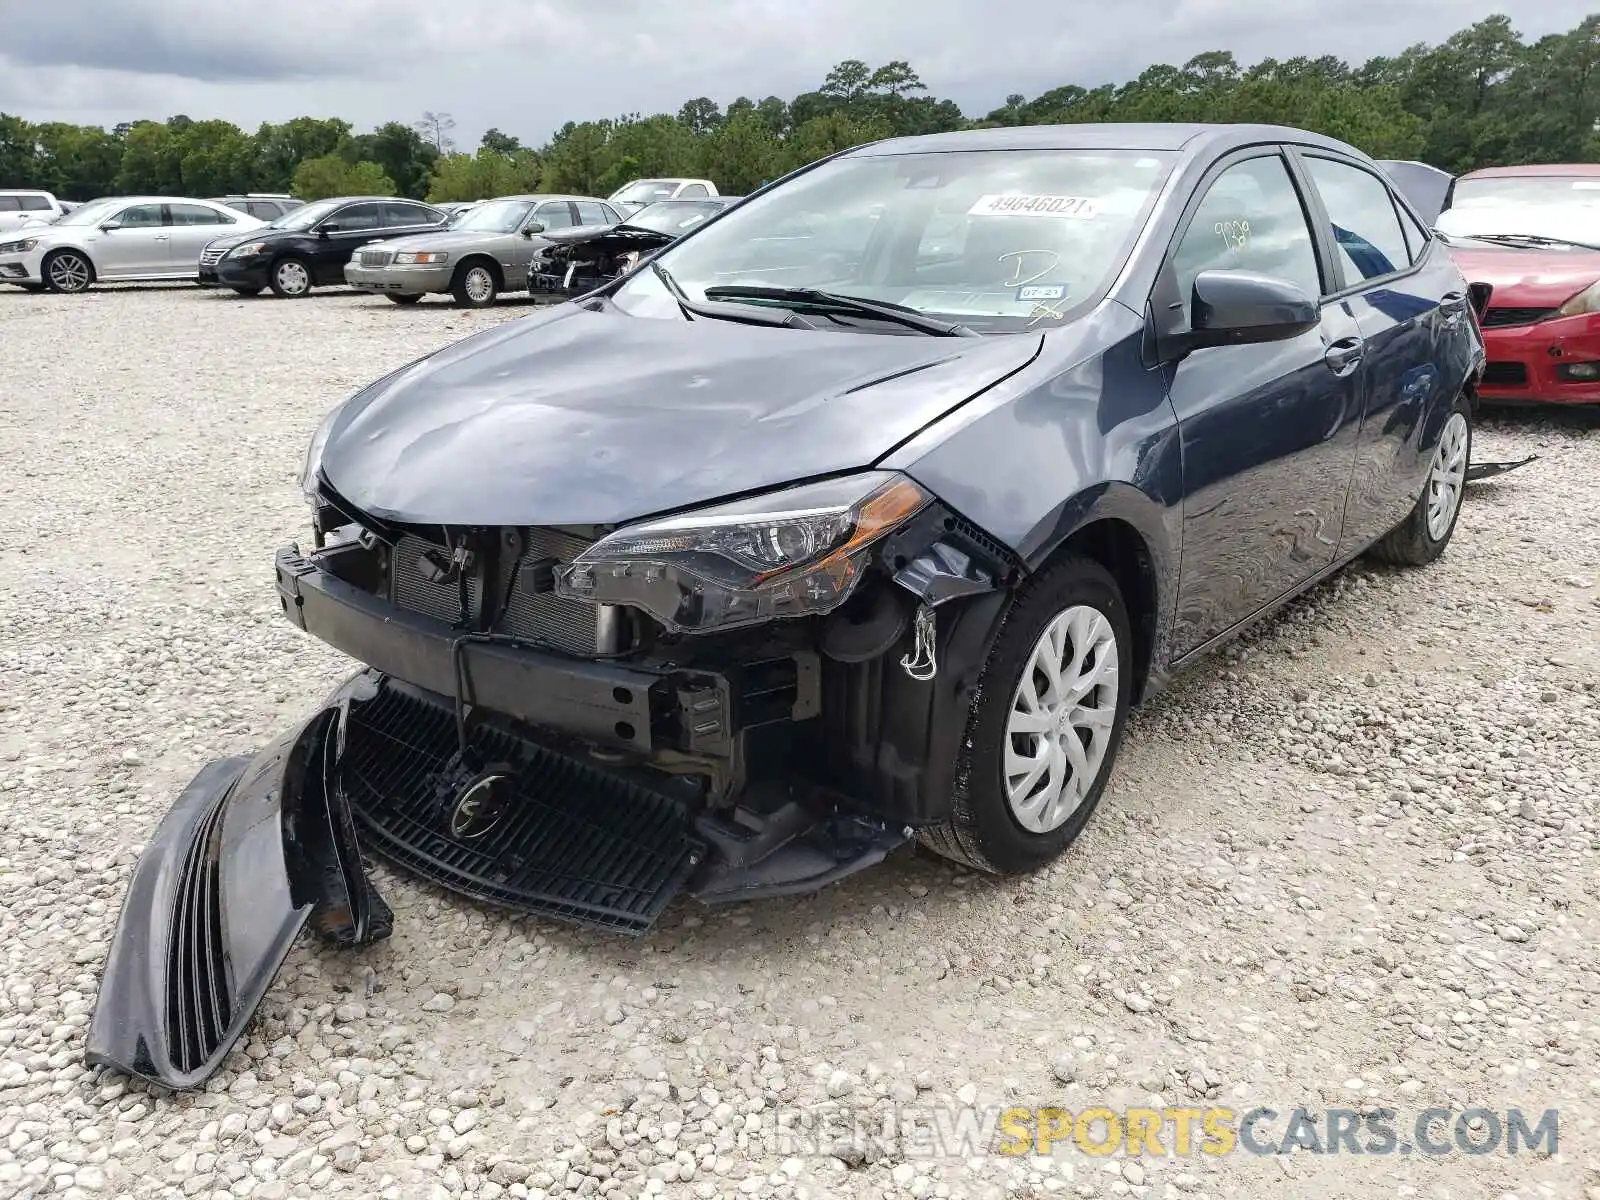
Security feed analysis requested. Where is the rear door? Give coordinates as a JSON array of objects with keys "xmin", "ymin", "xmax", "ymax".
[
  {"xmin": 166, "ymin": 202, "xmax": 240, "ymax": 270},
  {"xmin": 1291, "ymin": 151, "xmax": 1468, "ymax": 556},
  {"xmin": 1158, "ymin": 148, "xmax": 1367, "ymax": 658}
]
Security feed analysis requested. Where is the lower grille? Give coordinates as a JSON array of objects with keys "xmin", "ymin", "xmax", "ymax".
[
  {"xmin": 340, "ymin": 682, "xmax": 702, "ymax": 933},
  {"xmin": 165, "ymin": 795, "xmax": 232, "ymax": 1074},
  {"xmin": 1480, "ymin": 306, "xmax": 1556, "ymax": 328},
  {"xmin": 389, "ymin": 529, "xmax": 599, "ymax": 655},
  {"xmin": 358, "ymin": 249, "xmax": 394, "ymax": 267},
  {"xmin": 1483, "ymin": 361, "xmax": 1528, "ymax": 386},
  {"xmin": 199, "ymin": 247, "xmax": 227, "ymax": 267}
]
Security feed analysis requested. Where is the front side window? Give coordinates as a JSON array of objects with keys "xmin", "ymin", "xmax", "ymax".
[
  {"xmin": 1169, "ymin": 155, "xmax": 1322, "ymax": 321},
  {"xmin": 334, "ymin": 203, "xmax": 383, "ymax": 229},
  {"xmin": 1304, "ymin": 157, "xmax": 1409, "ymax": 285},
  {"xmin": 534, "ymin": 203, "xmax": 577, "ymax": 230},
  {"xmin": 115, "ymin": 204, "xmax": 166, "ymax": 228},
  {"xmin": 612, "ymin": 148, "xmax": 1176, "ymax": 333}
]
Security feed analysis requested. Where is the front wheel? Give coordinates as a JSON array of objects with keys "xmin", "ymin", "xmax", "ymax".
[
  {"xmin": 1367, "ymin": 396, "xmax": 1472, "ymax": 567},
  {"xmin": 43, "ymin": 250, "xmax": 93, "ymax": 294},
  {"xmin": 268, "ymin": 257, "xmax": 313, "ymax": 298},
  {"xmin": 451, "ymin": 262, "xmax": 499, "ymax": 308},
  {"xmin": 920, "ymin": 556, "xmax": 1133, "ymax": 875}
]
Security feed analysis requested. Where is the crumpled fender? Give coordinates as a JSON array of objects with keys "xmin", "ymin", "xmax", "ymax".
[{"xmin": 86, "ymin": 674, "xmax": 390, "ymax": 1090}]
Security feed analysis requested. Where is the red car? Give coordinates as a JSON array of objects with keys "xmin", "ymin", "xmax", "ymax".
[{"xmin": 1436, "ymin": 164, "xmax": 1600, "ymax": 405}]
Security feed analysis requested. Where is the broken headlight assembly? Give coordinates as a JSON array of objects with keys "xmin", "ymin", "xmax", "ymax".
[
  {"xmin": 301, "ymin": 403, "xmax": 342, "ymax": 498},
  {"xmin": 555, "ymin": 472, "xmax": 931, "ymax": 633}
]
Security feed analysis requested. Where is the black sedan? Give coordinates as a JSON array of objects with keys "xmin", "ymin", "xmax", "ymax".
[
  {"xmin": 199, "ymin": 195, "xmax": 447, "ymax": 297},
  {"xmin": 529, "ymin": 197, "xmax": 740, "ymax": 297},
  {"xmin": 91, "ymin": 122, "xmax": 1487, "ymax": 1088}
]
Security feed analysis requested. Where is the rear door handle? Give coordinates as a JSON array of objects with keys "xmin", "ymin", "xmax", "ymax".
[{"xmin": 1324, "ymin": 335, "xmax": 1365, "ymax": 376}]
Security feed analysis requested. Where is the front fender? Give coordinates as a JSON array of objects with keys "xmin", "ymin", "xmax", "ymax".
[{"xmin": 86, "ymin": 675, "xmax": 389, "ymax": 1089}]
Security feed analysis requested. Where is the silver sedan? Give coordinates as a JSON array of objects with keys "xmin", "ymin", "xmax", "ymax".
[
  {"xmin": 343, "ymin": 195, "xmax": 621, "ymax": 307},
  {"xmin": 0, "ymin": 197, "xmax": 264, "ymax": 293}
]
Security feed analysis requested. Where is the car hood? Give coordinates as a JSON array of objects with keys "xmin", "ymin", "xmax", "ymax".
[
  {"xmin": 1446, "ymin": 244, "xmax": 1600, "ymax": 308},
  {"xmin": 365, "ymin": 229, "xmax": 513, "ymax": 252},
  {"xmin": 540, "ymin": 223, "xmax": 675, "ymax": 256},
  {"xmin": 204, "ymin": 224, "xmax": 280, "ymax": 249},
  {"xmin": 320, "ymin": 306, "xmax": 1043, "ymax": 526}
]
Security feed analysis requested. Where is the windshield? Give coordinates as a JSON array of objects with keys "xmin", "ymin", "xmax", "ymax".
[
  {"xmin": 612, "ymin": 149, "xmax": 1175, "ymax": 333},
  {"xmin": 626, "ymin": 201, "xmax": 726, "ymax": 234},
  {"xmin": 52, "ymin": 198, "xmax": 122, "ymax": 227},
  {"xmin": 612, "ymin": 180, "xmax": 678, "ymax": 206},
  {"xmin": 269, "ymin": 198, "xmax": 343, "ymax": 231},
  {"xmin": 450, "ymin": 199, "xmax": 534, "ymax": 232},
  {"xmin": 1451, "ymin": 176, "xmax": 1600, "ymax": 209}
]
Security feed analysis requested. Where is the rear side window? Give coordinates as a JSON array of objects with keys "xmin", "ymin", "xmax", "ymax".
[
  {"xmin": 246, "ymin": 201, "xmax": 281, "ymax": 219},
  {"xmin": 1170, "ymin": 154, "xmax": 1323, "ymax": 322},
  {"xmin": 18, "ymin": 195, "xmax": 51, "ymax": 211},
  {"xmin": 382, "ymin": 202, "xmax": 438, "ymax": 227},
  {"xmin": 169, "ymin": 203, "xmax": 232, "ymax": 226},
  {"xmin": 575, "ymin": 201, "xmax": 609, "ymax": 226},
  {"xmin": 1303, "ymin": 157, "xmax": 1410, "ymax": 285},
  {"xmin": 337, "ymin": 203, "xmax": 384, "ymax": 229},
  {"xmin": 0, "ymin": 198, "xmax": 18, "ymax": 211},
  {"xmin": 535, "ymin": 203, "xmax": 577, "ymax": 229}
]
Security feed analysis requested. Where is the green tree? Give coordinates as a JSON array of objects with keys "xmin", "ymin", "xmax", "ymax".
[
  {"xmin": 292, "ymin": 155, "xmax": 395, "ymax": 200},
  {"xmin": 254, "ymin": 118, "xmax": 352, "ymax": 191},
  {"xmin": 341, "ymin": 122, "xmax": 438, "ymax": 198},
  {"xmin": 480, "ymin": 127, "xmax": 522, "ymax": 155},
  {"xmin": 0, "ymin": 114, "xmax": 42, "ymax": 189},
  {"xmin": 425, "ymin": 147, "xmax": 542, "ymax": 202},
  {"xmin": 33, "ymin": 122, "xmax": 125, "ymax": 198}
]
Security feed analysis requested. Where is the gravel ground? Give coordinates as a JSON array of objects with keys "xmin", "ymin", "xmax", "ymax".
[{"xmin": 1, "ymin": 284, "xmax": 1597, "ymax": 1200}]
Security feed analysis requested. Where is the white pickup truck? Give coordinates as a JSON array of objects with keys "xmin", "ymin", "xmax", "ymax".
[
  {"xmin": 0, "ymin": 190, "xmax": 68, "ymax": 233},
  {"xmin": 606, "ymin": 178, "xmax": 719, "ymax": 216}
]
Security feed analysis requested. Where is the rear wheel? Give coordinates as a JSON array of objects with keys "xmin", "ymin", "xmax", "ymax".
[
  {"xmin": 920, "ymin": 556, "xmax": 1133, "ymax": 875},
  {"xmin": 1368, "ymin": 396, "xmax": 1471, "ymax": 567},
  {"xmin": 43, "ymin": 250, "xmax": 93, "ymax": 294},
  {"xmin": 269, "ymin": 256, "xmax": 312, "ymax": 298},
  {"xmin": 386, "ymin": 293, "xmax": 423, "ymax": 305},
  {"xmin": 451, "ymin": 261, "xmax": 499, "ymax": 308}
]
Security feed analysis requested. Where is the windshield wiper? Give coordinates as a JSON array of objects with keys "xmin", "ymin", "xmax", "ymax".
[
  {"xmin": 1465, "ymin": 233, "xmax": 1600, "ymax": 252},
  {"xmin": 701, "ymin": 285, "xmax": 979, "ymax": 337},
  {"xmin": 649, "ymin": 262, "xmax": 812, "ymax": 329}
]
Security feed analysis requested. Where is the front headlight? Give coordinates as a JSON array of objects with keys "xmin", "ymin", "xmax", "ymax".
[
  {"xmin": 1557, "ymin": 279, "xmax": 1600, "ymax": 317},
  {"xmin": 301, "ymin": 404, "xmax": 343, "ymax": 498},
  {"xmin": 0, "ymin": 238, "xmax": 39, "ymax": 254},
  {"xmin": 554, "ymin": 472, "xmax": 931, "ymax": 633},
  {"xmin": 230, "ymin": 241, "xmax": 267, "ymax": 258},
  {"xmin": 394, "ymin": 251, "xmax": 448, "ymax": 265}
]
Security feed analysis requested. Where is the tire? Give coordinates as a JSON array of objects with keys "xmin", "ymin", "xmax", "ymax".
[
  {"xmin": 919, "ymin": 555, "xmax": 1134, "ymax": 875},
  {"xmin": 230, "ymin": 286, "xmax": 263, "ymax": 297},
  {"xmin": 42, "ymin": 250, "xmax": 93, "ymax": 294},
  {"xmin": 268, "ymin": 256, "xmax": 313, "ymax": 298},
  {"xmin": 451, "ymin": 260, "xmax": 499, "ymax": 308},
  {"xmin": 386, "ymin": 293, "xmax": 423, "ymax": 305},
  {"xmin": 1367, "ymin": 395, "xmax": 1472, "ymax": 567}
]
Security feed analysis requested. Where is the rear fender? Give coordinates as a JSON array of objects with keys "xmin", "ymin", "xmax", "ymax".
[{"xmin": 85, "ymin": 675, "xmax": 389, "ymax": 1089}]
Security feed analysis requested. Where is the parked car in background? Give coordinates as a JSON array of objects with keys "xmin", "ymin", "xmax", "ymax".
[
  {"xmin": 0, "ymin": 196, "xmax": 264, "ymax": 293},
  {"xmin": 0, "ymin": 189, "xmax": 67, "ymax": 233},
  {"xmin": 199, "ymin": 196, "xmax": 447, "ymax": 297},
  {"xmin": 345, "ymin": 194, "xmax": 622, "ymax": 307},
  {"xmin": 438, "ymin": 201, "xmax": 483, "ymax": 226},
  {"xmin": 1377, "ymin": 160, "xmax": 1453, "ymax": 225},
  {"xmin": 606, "ymin": 177, "xmax": 719, "ymax": 215},
  {"xmin": 208, "ymin": 193, "xmax": 304, "ymax": 221},
  {"xmin": 530, "ymin": 196, "xmax": 740, "ymax": 297},
  {"xmin": 1436, "ymin": 163, "xmax": 1600, "ymax": 244},
  {"xmin": 85, "ymin": 122, "xmax": 1493, "ymax": 1090}
]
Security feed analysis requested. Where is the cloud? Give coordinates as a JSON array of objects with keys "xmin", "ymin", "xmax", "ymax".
[{"xmin": 1, "ymin": 0, "xmax": 1592, "ymax": 145}]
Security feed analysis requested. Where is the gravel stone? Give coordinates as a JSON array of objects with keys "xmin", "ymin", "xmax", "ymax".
[{"xmin": 1, "ymin": 288, "xmax": 1596, "ymax": 1200}]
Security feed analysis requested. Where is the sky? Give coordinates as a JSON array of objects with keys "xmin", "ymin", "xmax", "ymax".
[{"xmin": 0, "ymin": 0, "xmax": 1592, "ymax": 147}]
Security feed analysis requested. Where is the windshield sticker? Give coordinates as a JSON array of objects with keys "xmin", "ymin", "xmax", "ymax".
[
  {"xmin": 1017, "ymin": 283, "xmax": 1067, "ymax": 302},
  {"xmin": 968, "ymin": 194, "xmax": 1098, "ymax": 219}
]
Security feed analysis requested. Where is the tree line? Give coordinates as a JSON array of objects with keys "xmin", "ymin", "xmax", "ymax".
[{"xmin": 0, "ymin": 14, "xmax": 1594, "ymax": 206}]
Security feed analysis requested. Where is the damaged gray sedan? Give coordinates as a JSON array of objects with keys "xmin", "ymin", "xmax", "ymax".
[{"xmin": 89, "ymin": 121, "xmax": 1489, "ymax": 1089}]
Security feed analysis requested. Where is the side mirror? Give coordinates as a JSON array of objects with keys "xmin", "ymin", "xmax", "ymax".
[
  {"xmin": 1186, "ymin": 269, "xmax": 1319, "ymax": 350},
  {"xmin": 523, "ymin": 222, "xmax": 544, "ymax": 236},
  {"xmin": 98, "ymin": 220, "xmax": 121, "ymax": 232},
  {"xmin": 317, "ymin": 222, "xmax": 339, "ymax": 236}
]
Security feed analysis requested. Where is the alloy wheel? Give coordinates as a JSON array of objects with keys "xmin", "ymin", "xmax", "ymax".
[
  {"xmin": 47, "ymin": 253, "xmax": 91, "ymax": 293},
  {"xmin": 463, "ymin": 266, "xmax": 494, "ymax": 304},
  {"xmin": 1426, "ymin": 411, "xmax": 1469, "ymax": 540},
  {"xmin": 1003, "ymin": 605, "xmax": 1120, "ymax": 834},
  {"xmin": 275, "ymin": 260, "xmax": 310, "ymax": 296}
]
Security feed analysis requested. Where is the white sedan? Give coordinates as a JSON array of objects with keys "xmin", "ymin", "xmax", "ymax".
[{"xmin": 0, "ymin": 196, "xmax": 265, "ymax": 293}]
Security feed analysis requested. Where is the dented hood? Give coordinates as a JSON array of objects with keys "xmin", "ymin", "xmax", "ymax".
[
  {"xmin": 320, "ymin": 306, "xmax": 1041, "ymax": 526},
  {"xmin": 1445, "ymin": 243, "xmax": 1600, "ymax": 308}
]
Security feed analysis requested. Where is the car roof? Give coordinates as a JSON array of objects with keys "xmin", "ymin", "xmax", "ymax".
[
  {"xmin": 1458, "ymin": 163, "xmax": 1600, "ymax": 179},
  {"xmin": 848, "ymin": 122, "xmax": 1365, "ymax": 159}
]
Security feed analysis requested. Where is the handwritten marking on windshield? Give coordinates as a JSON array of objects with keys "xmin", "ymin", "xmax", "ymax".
[
  {"xmin": 998, "ymin": 250, "xmax": 1061, "ymax": 287},
  {"xmin": 1214, "ymin": 219, "xmax": 1252, "ymax": 252}
]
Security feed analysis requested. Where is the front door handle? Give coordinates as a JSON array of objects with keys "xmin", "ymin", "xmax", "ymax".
[{"xmin": 1324, "ymin": 335, "xmax": 1365, "ymax": 376}]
